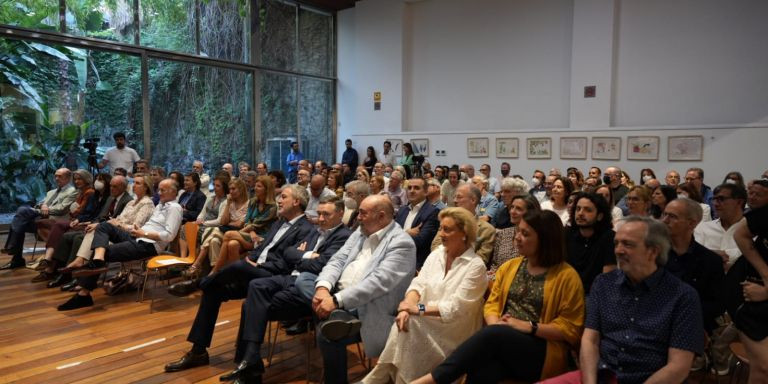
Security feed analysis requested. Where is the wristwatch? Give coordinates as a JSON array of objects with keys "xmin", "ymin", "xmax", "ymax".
[
  {"xmin": 530, "ymin": 320, "xmax": 538, "ymax": 335},
  {"xmin": 418, "ymin": 303, "xmax": 426, "ymax": 316}
]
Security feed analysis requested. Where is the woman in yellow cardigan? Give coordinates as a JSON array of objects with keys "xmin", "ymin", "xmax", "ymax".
[{"xmin": 413, "ymin": 210, "xmax": 585, "ymax": 383}]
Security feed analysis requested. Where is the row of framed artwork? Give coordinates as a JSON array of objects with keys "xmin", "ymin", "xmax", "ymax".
[{"xmin": 387, "ymin": 136, "xmax": 704, "ymax": 161}]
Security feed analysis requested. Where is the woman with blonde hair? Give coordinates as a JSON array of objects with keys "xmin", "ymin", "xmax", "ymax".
[
  {"xmin": 364, "ymin": 207, "xmax": 488, "ymax": 383},
  {"xmin": 213, "ymin": 176, "xmax": 278, "ymax": 275},
  {"xmin": 626, "ymin": 185, "xmax": 652, "ymax": 217},
  {"xmin": 199, "ymin": 178, "xmax": 249, "ymax": 275}
]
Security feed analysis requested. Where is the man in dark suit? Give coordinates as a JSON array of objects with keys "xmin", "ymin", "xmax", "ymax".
[
  {"xmin": 395, "ymin": 177, "xmax": 439, "ymax": 268},
  {"xmin": 164, "ymin": 184, "xmax": 314, "ymax": 373},
  {"xmin": 203, "ymin": 196, "xmax": 352, "ymax": 383}
]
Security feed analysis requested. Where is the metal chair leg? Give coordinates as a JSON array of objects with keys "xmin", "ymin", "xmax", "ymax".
[{"xmin": 267, "ymin": 321, "xmax": 281, "ymax": 367}]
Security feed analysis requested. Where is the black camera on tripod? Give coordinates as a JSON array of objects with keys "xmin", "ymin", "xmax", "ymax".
[
  {"xmin": 82, "ymin": 137, "xmax": 100, "ymax": 171},
  {"xmin": 82, "ymin": 137, "xmax": 100, "ymax": 154}
]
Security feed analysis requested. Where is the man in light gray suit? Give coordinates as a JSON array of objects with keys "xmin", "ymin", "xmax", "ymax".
[{"xmin": 312, "ymin": 194, "xmax": 417, "ymax": 384}]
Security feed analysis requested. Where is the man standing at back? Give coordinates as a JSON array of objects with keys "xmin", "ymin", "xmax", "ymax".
[
  {"xmin": 99, "ymin": 132, "xmax": 140, "ymax": 175},
  {"xmin": 341, "ymin": 139, "xmax": 359, "ymax": 172},
  {"xmin": 380, "ymin": 140, "xmax": 396, "ymax": 167},
  {"xmin": 286, "ymin": 141, "xmax": 303, "ymax": 184}
]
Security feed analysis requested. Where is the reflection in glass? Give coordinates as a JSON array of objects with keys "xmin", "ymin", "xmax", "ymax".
[
  {"xmin": 0, "ymin": 37, "xmax": 141, "ymax": 214},
  {"xmin": 261, "ymin": 72, "xmax": 297, "ymax": 174},
  {"xmin": 260, "ymin": 0, "xmax": 296, "ymax": 70},
  {"xmin": 300, "ymin": 79, "xmax": 333, "ymax": 166},
  {"xmin": 148, "ymin": 58, "xmax": 252, "ymax": 173},
  {"xmin": 298, "ymin": 8, "xmax": 332, "ymax": 76}
]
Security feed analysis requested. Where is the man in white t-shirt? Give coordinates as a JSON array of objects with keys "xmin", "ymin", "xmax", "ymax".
[{"xmin": 99, "ymin": 132, "xmax": 140, "ymax": 175}]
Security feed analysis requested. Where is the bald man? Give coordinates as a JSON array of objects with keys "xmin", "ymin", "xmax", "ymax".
[
  {"xmin": 2, "ymin": 168, "xmax": 78, "ymax": 270},
  {"xmin": 313, "ymin": 194, "xmax": 417, "ymax": 383}
]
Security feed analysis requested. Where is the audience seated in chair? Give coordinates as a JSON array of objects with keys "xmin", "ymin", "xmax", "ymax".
[
  {"xmin": 413, "ymin": 210, "xmax": 585, "ymax": 384},
  {"xmin": 162, "ymin": 185, "xmax": 314, "ymax": 378},
  {"xmin": 57, "ymin": 178, "xmax": 183, "ymax": 311},
  {"xmin": 363, "ymin": 207, "xmax": 487, "ymax": 383},
  {"xmin": 2, "ymin": 168, "xmax": 77, "ymax": 270},
  {"xmin": 431, "ymin": 184, "xmax": 495, "ymax": 266},
  {"xmin": 541, "ymin": 216, "xmax": 703, "ymax": 384}
]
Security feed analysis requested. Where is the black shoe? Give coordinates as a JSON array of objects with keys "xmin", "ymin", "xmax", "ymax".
[
  {"xmin": 0, "ymin": 259, "xmax": 26, "ymax": 270},
  {"xmin": 233, "ymin": 371, "xmax": 262, "ymax": 384},
  {"xmin": 219, "ymin": 360, "xmax": 264, "ymax": 382},
  {"xmin": 319, "ymin": 310, "xmax": 361, "ymax": 342},
  {"xmin": 164, "ymin": 350, "xmax": 210, "ymax": 372},
  {"xmin": 57, "ymin": 294, "xmax": 94, "ymax": 311},
  {"xmin": 284, "ymin": 319, "xmax": 309, "ymax": 335},
  {"xmin": 168, "ymin": 280, "xmax": 199, "ymax": 297},
  {"xmin": 31, "ymin": 271, "xmax": 57, "ymax": 283},
  {"xmin": 47, "ymin": 273, "xmax": 71, "ymax": 288},
  {"xmin": 60, "ymin": 279, "xmax": 78, "ymax": 291},
  {"xmin": 71, "ymin": 259, "xmax": 107, "ymax": 277}
]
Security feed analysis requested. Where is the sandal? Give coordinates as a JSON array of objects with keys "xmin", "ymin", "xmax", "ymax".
[{"xmin": 182, "ymin": 265, "xmax": 200, "ymax": 279}]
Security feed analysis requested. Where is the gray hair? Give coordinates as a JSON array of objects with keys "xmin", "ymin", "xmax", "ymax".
[
  {"xmin": 72, "ymin": 169, "xmax": 93, "ymax": 187},
  {"xmin": 471, "ymin": 175, "xmax": 489, "ymax": 189},
  {"xmin": 346, "ymin": 180, "xmax": 370, "ymax": 197},
  {"xmin": 620, "ymin": 215, "xmax": 670, "ymax": 266},
  {"xmin": 284, "ymin": 184, "xmax": 310, "ymax": 210},
  {"xmin": 501, "ymin": 177, "xmax": 530, "ymax": 195},
  {"xmin": 673, "ymin": 197, "xmax": 703, "ymax": 223}
]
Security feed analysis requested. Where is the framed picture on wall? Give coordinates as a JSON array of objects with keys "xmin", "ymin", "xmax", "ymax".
[
  {"xmin": 627, "ymin": 136, "xmax": 660, "ymax": 160},
  {"xmin": 527, "ymin": 137, "xmax": 552, "ymax": 159},
  {"xmin": 496, "ymin": 138, "xmax": 519, "ymax": 158},
  {"xmin": 411, "ymin": 139, "xmax": 429, "ymax": 157},
  {"xmin": 387, "ymin": 139, "xmax": 403, "ymax": 157},
  {"xmin": 591, "ymin": 137, "xmax": 621, "ymax": 160},
  {"xmin": 467, "ymin": 137, "xmax": 489, "ymax": 157},
  {"xmin": 560, "ymin": 137, "xmax": 587, "ymax": 159},
  {"xmin": 668, "ymin": 135, "xmax": 703, "ymax": 161}
]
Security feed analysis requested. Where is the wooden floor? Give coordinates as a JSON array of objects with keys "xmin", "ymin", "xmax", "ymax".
[
  {"xmin": 0, "ymin": 236, "xmax": 369, "ymax": 384},
  {"xmin": 0, "ymin": 234, "xmax": 746, "ymax": 384}
]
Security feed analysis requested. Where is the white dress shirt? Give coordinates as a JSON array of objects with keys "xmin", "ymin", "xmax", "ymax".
[{"xmin": 694, "ymin": 217, "xmax": 745, "ymax": 266}]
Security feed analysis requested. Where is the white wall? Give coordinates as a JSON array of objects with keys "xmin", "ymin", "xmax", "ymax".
[
  {"xmin": 612, "ymin": 0, "xmax": 768, "ymax": 126},
  {"xmin": 352, "ymin": 126, "xmax": 768, "ymax": 189},
  {"xmin": 338, "ymin": 0, "xmax": 768, "ymax": 178},
  {"xmin": 405, "ymin": 0, "xmax": 573, "ymax": 131}
]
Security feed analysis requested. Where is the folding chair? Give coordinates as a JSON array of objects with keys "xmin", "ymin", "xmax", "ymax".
[{"xmin": 139, "ymin": 222, "xmax": 199, "ymax": 311}]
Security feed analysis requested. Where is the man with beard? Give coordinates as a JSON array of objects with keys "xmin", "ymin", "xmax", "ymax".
[
  {"xmin": 566, "ymin": 192, "xmax": 616, "ymax": 294},
  {"xmin": 98, "ymin": 132, "xmax": 140, "ymax": 175}
]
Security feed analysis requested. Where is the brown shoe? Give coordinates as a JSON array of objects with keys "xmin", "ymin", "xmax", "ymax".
[
  {"xmin": 31, "ymin": 271, "xmax": 57, "ymax": 283},
  {"xmin": 34, "ymin": 259, "xmax": 50, "ymax": 271}
]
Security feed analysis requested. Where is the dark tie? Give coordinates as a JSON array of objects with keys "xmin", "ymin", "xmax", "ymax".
[{"xmin": 107, "ymin": 199, "xmax": 117, "ymax": 218}]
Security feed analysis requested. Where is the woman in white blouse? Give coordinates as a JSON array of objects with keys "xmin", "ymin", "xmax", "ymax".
[
  {"xmin": 540, "ymin": 176, "xmax": 574, "ymax": 225},
  {"xmin": 59, "ymin": 173, "xmax": 156, "ymax": 271},
  {"xmin": 363, "ymin": 207, "xmax": 488, "ymax": 383}
]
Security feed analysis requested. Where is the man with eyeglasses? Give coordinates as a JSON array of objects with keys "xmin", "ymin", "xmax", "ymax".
[
  {"xmin": 694, "ymin": 183, "xmax": 747, "ymax": 375},
  {"xmin": 604, "ymin": 166, "xmax": 628, "ymax": 205},
  {"xmin": 478, "ymin": 163, "xmax": 500, "ymax": 198},
  {"xmin": 685, "ymin": 167, "xmax": 715, "ymax": 218},
  {"xmin": 662, "ymin": 197, "xmax": 726, "ymax": 371},
  {"xmin": 665, "ymin": 170, "xmax": 681, "ymax": 187}
]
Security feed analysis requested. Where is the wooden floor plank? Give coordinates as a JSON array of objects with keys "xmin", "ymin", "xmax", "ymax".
[{"xmin": 0, "ymin": 238, "xmax": 370, "ymax": 384}]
